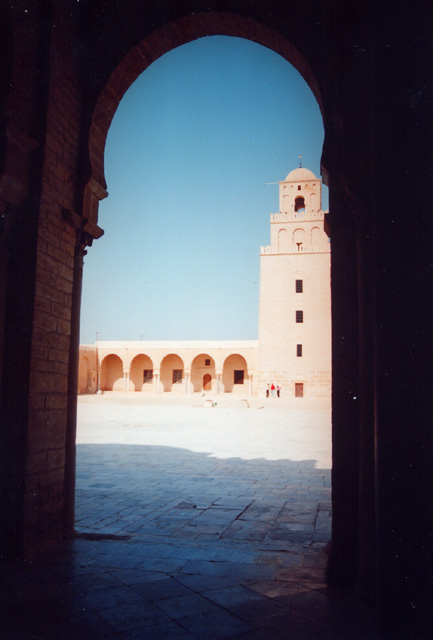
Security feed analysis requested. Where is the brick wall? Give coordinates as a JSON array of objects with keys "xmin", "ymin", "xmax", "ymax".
[{"xmin": 23, "ymin": 6, "xmax": 83, "ymax": 555}]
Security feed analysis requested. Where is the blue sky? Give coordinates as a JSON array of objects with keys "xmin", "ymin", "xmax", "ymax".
[{"xmin": 80, "ymin": 36, "xmax": 326, "ymax": 343}]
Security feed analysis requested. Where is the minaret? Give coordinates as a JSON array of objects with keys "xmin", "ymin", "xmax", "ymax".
[{"xmin": 257, "ymin": 167, "xmax": 331, "ymax": 398}]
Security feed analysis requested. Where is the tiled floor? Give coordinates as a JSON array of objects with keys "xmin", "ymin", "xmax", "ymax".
[{"xmin": 1, "ymin": 396, "xmax": 379, "ymax": 638}]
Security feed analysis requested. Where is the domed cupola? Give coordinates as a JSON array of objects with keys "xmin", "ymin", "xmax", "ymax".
[{"xmin": 285, "ymin": 167, "xmax": 316, "ymax": 182}]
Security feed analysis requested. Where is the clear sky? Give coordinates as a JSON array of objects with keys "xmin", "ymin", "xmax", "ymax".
[{"xmin": 80, "ymin": 36, "xmax": 326, "ymax": 343}]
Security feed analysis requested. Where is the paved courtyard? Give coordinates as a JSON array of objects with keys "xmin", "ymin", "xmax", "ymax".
[
  {"xmin": 2, "ymin": 395, "xmax": 379, "ymax": 639},
  {"xmin": 75, "ymin": 394, "xmax": 332, "ymax": 546}
]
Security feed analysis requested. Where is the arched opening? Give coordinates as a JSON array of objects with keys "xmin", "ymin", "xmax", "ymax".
[
  {"xmin": 100, "ymin": 354, "xmax": 124, "ymax": 391},
  {"xmin": 160, "ymin": 354, "xmax": 184, "ymax": 392},
  {"xmin": 76, "ymin": 29, "xmax": 329, "ymax": 550},
  {"xmin": 278, "ymin": 228, "xmax": 289, "ymax": 251},
  {"xmin": 310, "ymin": 192, "xmax": 318, "ymax": 213},
  {"xmin": 293, "ymin": 228, "xmax": 305, "ymax": 251},
  {"xmin": 223, "ymin": 354, "xmax": 249, "ymax": 393},
  {"xmin": 282, "ymin": 194, "xmax": 291, "ymax": 213},
  {"xmin": 294, "ymin": 196, "xmax": 306, "ymax": 212},
  {"xmin": 75, "ymin": 16, "xmax": 332, "ymax": 602},
  {"xmin": 311, "ymin": 226, "xmax": 322, "ymax": 246},
  {"xmin": 130, "ymin": 354, "xmax": 154, "ymax": 392},
  {"xmin": 191, "ymin": 354, "xmax": 215, "ymax": 393}
]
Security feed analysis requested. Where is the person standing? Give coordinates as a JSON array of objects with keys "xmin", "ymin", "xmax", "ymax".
[
  {"xmin": 277, "ymin": 385, "xmax": 280, "ymax": 398},
  {"xmin": 271, "ymin": 383, "xmax": 275, "ymax": 397},
  {"xmin": 266, "ymin": 384, "xmax": 270, "ymax": 398}
]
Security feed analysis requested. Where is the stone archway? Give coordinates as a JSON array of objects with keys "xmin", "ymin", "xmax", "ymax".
[
  {"xmin": 191, "ymin": 354, "xmax": 216, "ymax": 393},
  {"xmin": 130, "ymin": 354, "xmax": 154, "ymax": 392},
  {"xmin": 39, "ymin": 9, "xmax": 332, "ymax": 575},
  {"xmin": 100, "ymin": 354, "xmax": 124, "ymax": 391},
  {"xmin": 222, "ymin": 354, "xmax": 249, "ymax": 394},
  {"xmin": 160, "ymin": 354, "xmax": 185, "ymax": 393}
]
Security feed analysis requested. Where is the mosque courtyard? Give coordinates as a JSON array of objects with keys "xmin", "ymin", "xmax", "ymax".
[{"xmin": 2, "ymin": 395, "xmax": 379, "ymax": 639}]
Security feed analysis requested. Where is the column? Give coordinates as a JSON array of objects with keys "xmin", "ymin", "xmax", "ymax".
[
  {"xmin": 216, "ymin": 370, "xmax": 223, "ymax": 394},
  {"xmin": 64, "ymin": 240, "xmax": 86, "ymax": 535},
  {"xmin": 248, "ymin": 372, "xmax": 253, "ymax": 395},
  {"xmin": 63, "ymin": 213, "xmax": 103, "ymax": 537},
  {"xmin": 154, "ymin": 370, "xmax": 160, "ymax": 394},
  {"xmin": 185, "ymin": 370, "xmax": 191, "ymax": 395}
]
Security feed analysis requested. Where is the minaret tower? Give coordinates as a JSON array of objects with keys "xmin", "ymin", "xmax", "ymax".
[{"xmin": 257, "ymin": 166, "xmax": 331, "ymax": 398}]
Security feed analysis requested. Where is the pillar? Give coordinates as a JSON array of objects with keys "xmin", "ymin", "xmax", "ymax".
[
  {"xmin": 216, "ymin": 370, "xmax": 222, "ymax": 394},
  {"xmin": 185, "ymin": 370, "xmax": 191, "ymax": 395},
  {"xmin": 154, "ymin": 370, "xmax": 160, "ymax": 394},
  {"xmin": 63, "ymin": 210, "xmax": 103, "ymax": 536}
]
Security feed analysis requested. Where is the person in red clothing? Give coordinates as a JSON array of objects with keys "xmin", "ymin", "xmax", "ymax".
[{"xmin": 271, "ymin": 383, "xmax": 275, "ymax": 397}]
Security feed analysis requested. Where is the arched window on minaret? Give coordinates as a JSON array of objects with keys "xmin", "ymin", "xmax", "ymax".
[
  {"xmin": 278, "ymin": 229, "xmax": 289, "ymax": 251},
  {"xmin": 311, "ymin": 226, "xmax": 322, "ymax": 247},
  {"xmin": 293, "ymin": 228, "xmax": 305, "ymax": 251},
  {"xmin": 294, "ymin": 196, "xmax": 305, "ymax": 217},
  {"xmin": 283, "ymin": 194, "xmax": 291, "ymax": 214},
  {"xmin": 310, "ymin": 192, "xmax": 318, "ymax": 213}
]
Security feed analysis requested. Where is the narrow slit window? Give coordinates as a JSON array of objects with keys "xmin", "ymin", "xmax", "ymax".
[
  {"xmin": 296, "ymin": 279, "xmax": 303, "ymax": 293},
  {"xmin": 296, "ymin": 310, "xmax": 304, "ymax": 323},
  {"xmin": 297, "ymin": 344, "xmax": 303, "ymax": 357}
]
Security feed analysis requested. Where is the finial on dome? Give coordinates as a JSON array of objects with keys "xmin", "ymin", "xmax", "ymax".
[{"xmin": 299, "ymin": 155, "xmax": 302, "ymax": 168}]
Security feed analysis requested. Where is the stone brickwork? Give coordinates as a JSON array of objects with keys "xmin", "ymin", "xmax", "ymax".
[{"xmin": 23, "ymin": 6, "xmax": 84, "ymax": 555}]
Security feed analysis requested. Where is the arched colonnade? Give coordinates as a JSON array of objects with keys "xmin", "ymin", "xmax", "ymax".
[{"xmin": 79, "ymin": 342, "xmax": 257, "ymax": 395}]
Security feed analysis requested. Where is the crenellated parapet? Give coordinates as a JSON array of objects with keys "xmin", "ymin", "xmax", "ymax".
[
  {"xmin": 260, "ymin": 242, "xmax": 330, "ymax": 255},
  {"xmin": 270, "ymin": 209, "xmax": 326, "ymax": 222}
]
